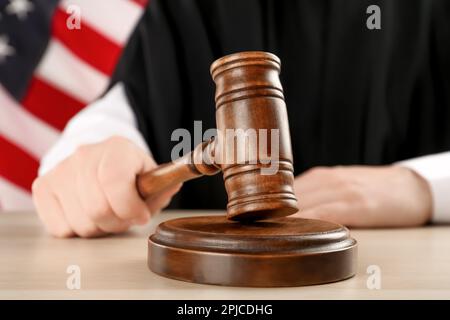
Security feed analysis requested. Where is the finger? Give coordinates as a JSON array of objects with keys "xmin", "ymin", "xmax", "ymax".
[
  {"xmin": 79, "ymin": 178, "xmax": 131, "ymax": 233},
  {"xmin": 97, "ymin": 141, "xmax": 152, "ymax": 224},
  {"xmin": 295, "ymin": 167, "xmax": 335, "ymax": 194},
  {"xmin": 298, "ymin": 184, "xmax": 349, "ymax": 211},
  {"xmin": 32, "ymin": 178, "xmax": 74, "ymax": 238},
  {"xmin": 57, "ymin": 184, "xmax": 105, "ymax": 238},
  {"xmin": 56, "ymin": 186, "xmax": 105, "ymax": 238},
  {"xmin": 146, "ymin": 183, "xmax": 182, "ymax": 214},
  {"xmin": 48, "ymin": 159, "xmax": 104, "ymax": 238},
  {"xmin": 297, "ymin": 202, "xmax": 359, "ymax": 227},
  {"xmin": 75, "ymin": 146, "xmax": 131, "ymax": 233}
]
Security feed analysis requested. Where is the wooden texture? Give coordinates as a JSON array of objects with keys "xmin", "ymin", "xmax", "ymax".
[
  {"xmin": 211, "ymin": 52, "xmax": 298, "ymax": 220},
  {"xmin": 136, "ymin": 141, "xmax": 220, "ymax": 198},
  {"xmin": 138, "ymin": 51, "xmax": 356, "ymax": 287},
  {"xmin": 149, "ymin": 216, "xmax": 357, "ymax": 287},
  {"xmin": 1, "ymin": 211, "xmax": 450, "ymax": 299},
  {"xmin": 136, "ymin": 51, "xmax": 298, "ymax": 221}
]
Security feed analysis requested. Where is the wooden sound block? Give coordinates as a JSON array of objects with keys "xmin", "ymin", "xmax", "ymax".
[{"xmin": 148, "ymin": 216, "xmax": 357, "ymax": 287}]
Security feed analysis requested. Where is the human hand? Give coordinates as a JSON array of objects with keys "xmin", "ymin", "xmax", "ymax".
[
  {"xmin": 32, "ymin": 136, "xmax": 181, "ymax": 238},
  {"xmin": 293, "ymin": 165, "xmax": 432, "ymax": 228}
]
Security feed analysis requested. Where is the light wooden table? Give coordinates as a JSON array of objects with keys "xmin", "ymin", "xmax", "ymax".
[{"xmin": 1, "ymin": 210, "xmax": 449, "ymax": 299}]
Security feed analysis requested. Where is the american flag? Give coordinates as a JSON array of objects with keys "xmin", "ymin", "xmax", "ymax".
[{"xmin": 0, "ymin": 0, "xmax": 147, "ymax": 210}]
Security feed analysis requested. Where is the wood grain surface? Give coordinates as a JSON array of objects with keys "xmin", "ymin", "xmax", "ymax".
[{"xmin": 1, "ymin": 211, "xmax": 450, "ymax": 299}]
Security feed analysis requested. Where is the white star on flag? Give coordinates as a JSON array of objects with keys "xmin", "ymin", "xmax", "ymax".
[
  {"xmin": 5, "ymin": 0, "xmax": 35, "ymax": 20},
  {"xmin": 0, "ymin": 35, "xmax": 15, "ymax": 62}
]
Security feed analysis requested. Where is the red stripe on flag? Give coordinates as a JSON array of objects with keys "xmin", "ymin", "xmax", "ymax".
[
  {"xmin": 0, "ymin": 135, "xmax": 39, "ymax": 192},
  {"xmin": 52, "ymin": 8, "xmax": 123, "ymax": 76},
  {"xmin": 22, "ymin": 77, "xmax": 86, "ymax": 131},
  {"xmin": 130, "ymin": 0, "xmax": 149, "ymax": 7}
]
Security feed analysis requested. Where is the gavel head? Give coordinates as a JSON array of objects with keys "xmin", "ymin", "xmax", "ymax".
[{"xmin": 210, "ymin": 51, "xmax": 299, "ymax": 221}]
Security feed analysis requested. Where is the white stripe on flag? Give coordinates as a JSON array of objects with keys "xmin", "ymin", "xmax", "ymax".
[
  {"xmin": 0, "ymin": 177, "xmax": 33, "ymax": 210},
  {"xmin": 0, "ymin": 86, "xmax": 60, "ymax": 159},
  {"xmin": 60, "ymin": 0, "xmax": 143, "ymax": 46},
  {"xmin": 35, "ymin": 39, "xmax": 109, "ymax": 104}
]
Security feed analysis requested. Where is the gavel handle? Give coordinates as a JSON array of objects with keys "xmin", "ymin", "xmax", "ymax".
[{"xmin": 136, "ymin": 140, "xmax": 220, "ymax": 199}]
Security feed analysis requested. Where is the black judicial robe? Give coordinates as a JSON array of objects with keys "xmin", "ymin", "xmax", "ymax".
[{"xmin": 110, "ymin": 0, "xmax": 450, "ymax": 210}]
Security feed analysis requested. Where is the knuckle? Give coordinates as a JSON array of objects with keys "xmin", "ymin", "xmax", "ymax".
[
  {"xmin": 50, "ymin": 226, "xmax": 74, "ymax": 238},
  {"xmin": 116, "ymin": 209, "xmax": 137, "ymax": 221},
  {"xmin": 97, "ymin": 154, "xmax": 137, "ymax": 187},
  {"xmin": 77, "ymin": 227, "xmax": 100, "ymax": 238},
  {"xmin": 87, "ymin": 203, "xmax": 110, "ymax": 222},
  {"xmin": 97, "ymin": 161, "xmax": 123, "ymax": 186},
  {"xmin": 73, "ymin": 144, "xmax": 91, "ymax": 161},
  {"xmin": 114, "ymin": 224, "xmax": 131, "ymax": 234},
  {"xmin": 31, "ymin": 177, "xmax": 44, "ymax": 193},
  {"xmin": 106, "ymin": 135, "xmax": 129, "ymax": 147},
  {"xmin": 31, "ymin": 177, "xmax": 51, "ymax": 206}
]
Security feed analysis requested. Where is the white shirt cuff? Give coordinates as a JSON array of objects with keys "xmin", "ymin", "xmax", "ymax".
[
  {"xmin": 39, "ymin": 83, "xmax": 149, "ymax": 176},
  {"xmin": 397, "ymin": 152, "xmax": 450, "ymax": 224}
]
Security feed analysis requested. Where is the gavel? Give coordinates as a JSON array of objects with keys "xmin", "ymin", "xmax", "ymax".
[
  {"xmin": 136, "ymin": 51, "xmax": 298, "ymax": 221},
  {"xmin": 145, "ymin": 51, "xmax": 357, "ymax": 287}
]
